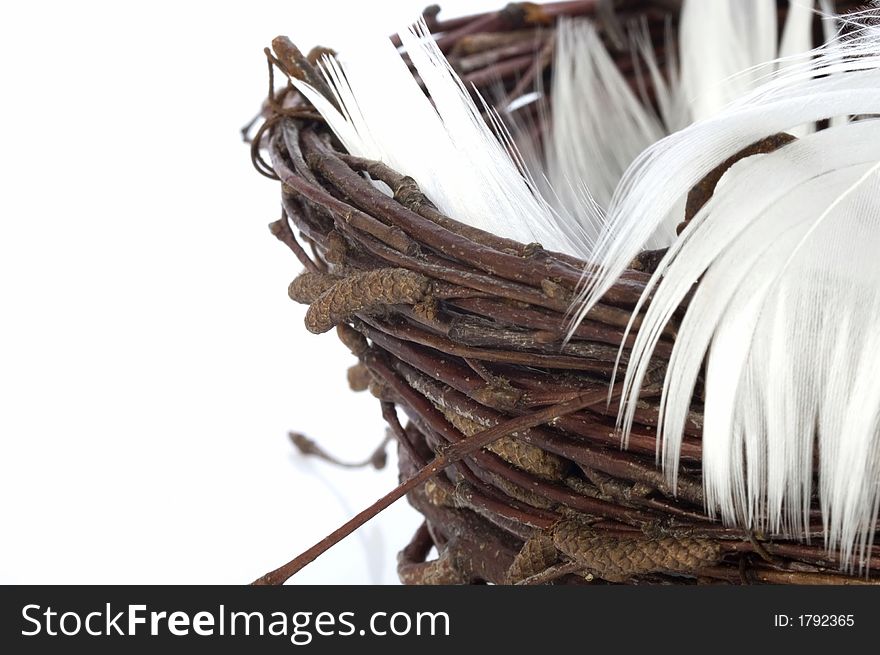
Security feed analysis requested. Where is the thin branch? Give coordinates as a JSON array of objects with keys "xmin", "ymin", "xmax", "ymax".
[{"xmin": 252, "ymin": 387, "xmax": 612, "ymax": 584}]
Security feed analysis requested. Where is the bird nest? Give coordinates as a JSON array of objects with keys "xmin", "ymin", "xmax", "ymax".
[{"xmin": 247, "ymin": 0, "xmax": 879, "ymax": 585}]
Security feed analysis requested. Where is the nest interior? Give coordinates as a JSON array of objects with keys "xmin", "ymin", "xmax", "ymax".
[{"xmin": 250, "ymin": 0, "xmax": 879, "ymax": 584}]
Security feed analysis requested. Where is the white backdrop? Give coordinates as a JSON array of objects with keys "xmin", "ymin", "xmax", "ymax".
[{"xmin": 0, "ymin": 0, "xmax": 504, "ymax": 584}]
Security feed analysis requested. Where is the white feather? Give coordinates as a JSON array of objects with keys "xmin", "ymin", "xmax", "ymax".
[
  {"xmin": 678, "ymin": 0, "xmax": 777, "ymax": 122},
  {"xmin": 780, "ymin": 1, "xmax": 817, "ymax": 60},
  {"xmin": 292, "ymin": 1, "xmax": 823, "ymax": 261},
  {"xmin": 602, "ymin": 26, "xmax": 880, "ymax": 565},
  {"xmin": 515, "ymin": 1, "xmax": 818, "ymax": 246},
  {"xmin": 574, "ymin": 34, "xmax": 880, "ymax": 326},
  {"xmin": 631, "ymin": 19, "xmax": 690, "ymax": 133},
  {"xmin": 289, "ymin": 19, "xmax": 591, "ymax": 258},
  {"xmin": 779, "ymin": 1, "xmax": 819, "ymax": 137},
  {"xmin": 545, "ymin": 19, "xmax": 665, "ymax": 225}
]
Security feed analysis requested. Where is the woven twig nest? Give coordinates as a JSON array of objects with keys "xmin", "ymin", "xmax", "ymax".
[{"xmin": 248, "ymin": 0, "xmax": 879, "ymax": 585}]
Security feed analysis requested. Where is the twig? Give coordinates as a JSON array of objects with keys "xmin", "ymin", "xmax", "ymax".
[
  {"xmin": 289, "ymin": 431, "xmax": 391, "ymax": 470},
  {"xmin": 252, "ymin": 387, "xmax": 614, "ymax": 584}
]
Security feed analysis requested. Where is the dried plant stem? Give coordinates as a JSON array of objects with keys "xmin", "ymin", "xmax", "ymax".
[
  {"xmin": 252, "ymin": 387, "xmax": 611, "ymax": 584},
  {"xmin": 288, "ymin": 431, "xmax": 391, "ymax": 470}
]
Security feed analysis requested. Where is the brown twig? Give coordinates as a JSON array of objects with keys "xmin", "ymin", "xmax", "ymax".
[
  {"xmin": 252, "ymin": 387, "xmax": 616, "ymax": 584},
  {"xmin": 289, "ymin": 431, "xmax": 391, "ymax": 470}
]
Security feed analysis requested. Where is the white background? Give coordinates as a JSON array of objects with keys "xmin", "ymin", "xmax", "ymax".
[{"xmin": 0, "ymin": 0, "xmax": 502, "ymax": 584}]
